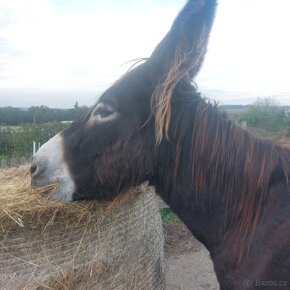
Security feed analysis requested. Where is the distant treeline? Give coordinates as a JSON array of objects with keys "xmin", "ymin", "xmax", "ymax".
[
  {"xmin": 229, "ymin": 97, "xmax": 290, "ymax": 133},
  {"xmin": 0, "ymin": 123, "xmax": 68, "ymax": 159},
  {"xmin": 0, "ymin": 102, "xmax": 90, "ymax": 125},
  {"xmin": 0, "ymin": 97, "xmax": 289, "ymax": 160}
]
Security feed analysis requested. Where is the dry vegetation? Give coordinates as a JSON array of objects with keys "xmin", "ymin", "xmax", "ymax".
[{"xmin": 0, "ymin": 166, "xmax": 164, "ymax": 290}]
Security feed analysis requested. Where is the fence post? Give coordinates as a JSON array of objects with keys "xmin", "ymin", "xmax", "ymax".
[
  {"xmin": 33, "ymin": 141, "xmax": 36, "ymax": 156},
  {"xmin": 241, "ymin": 121, "xmax": 247, "ymax": 129},
  {"xmin": 1, "ymin": 159, "xmax": 8, "ymax": 169}
]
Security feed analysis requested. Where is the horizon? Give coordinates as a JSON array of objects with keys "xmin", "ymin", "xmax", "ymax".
[
  {"xmin": 1, "ymin": 93, "xmax": 290, "ymax": 110},
  {"xmin": 1, "ymin": 89, "xmax": 290, "ymax": 109},
  {"xmin": 1, "ymin": 0, "xmax": 290, "ymax": 107}
]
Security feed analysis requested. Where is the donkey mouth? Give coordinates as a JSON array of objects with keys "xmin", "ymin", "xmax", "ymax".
[
  {"xmin": 30, "ymin": 133, "xmax": 76, "ymax": 202},
  {"xmin": 31, "ymin": 176, "xmax": 74, "ymax": 201}
]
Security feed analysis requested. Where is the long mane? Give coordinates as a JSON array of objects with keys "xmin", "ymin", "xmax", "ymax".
[
  {"xmin": 191, "ymin": 100, "xmax": 290, "ymax": 245},
  {"xmin": 152, "ymin": 75, "xmax": 290, "ymax": 255}
]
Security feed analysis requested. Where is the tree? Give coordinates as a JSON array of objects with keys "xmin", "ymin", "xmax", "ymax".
[
  {"xmin": 0, "ymin": 105, "xmax": 90, "ymax": 125},
  {"xmin": 239, "ymin": 96, "xmax": 289, "ymax": 131}
]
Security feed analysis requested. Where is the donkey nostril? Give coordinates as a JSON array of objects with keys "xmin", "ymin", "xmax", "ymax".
[
  {"xmin": 30, "ymin": 163, "xmax": 38, "ymax": 175},
  {"xmin": 30, "ymin": 159, "xmax": 48, "ymax": 178}
]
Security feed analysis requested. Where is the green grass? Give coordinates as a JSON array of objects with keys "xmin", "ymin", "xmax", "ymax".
[
  {"xmin": 249, "ymin": 127, "xmax": 279, "ymax": 137},
  {"xmin": 160, "ymin": 208, "xmax": 178, "ymax": 223},
  {"xmin": 248, "ymin": 127, "xmax": 290, "ymax": 141}
]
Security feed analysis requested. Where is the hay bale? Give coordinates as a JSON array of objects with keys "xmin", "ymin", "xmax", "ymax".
[{"xmin": 0, "ymin": 166, "xmax": 164, "ymax": 290}]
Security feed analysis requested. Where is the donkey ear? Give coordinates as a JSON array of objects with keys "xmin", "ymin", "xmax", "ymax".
[
  {"xmin": 149, "ymin": 0, "xmax": 217, "ymax": 80},
  {"xmin": 148, "ymin": 0, "xmax": 217, "ymax": 144}
]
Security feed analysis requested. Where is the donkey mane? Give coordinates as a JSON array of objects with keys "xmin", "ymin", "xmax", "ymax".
[
  {"xmin": 190, "ymin": 99, "xmax": 290, "ymax": 246},
  {"xmin": 152, "ymin": 75, "xmax": 290, "ymax": 256}
]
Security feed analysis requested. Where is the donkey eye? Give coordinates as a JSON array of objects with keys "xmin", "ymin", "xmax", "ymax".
[{"xmin": 94, "ymin": 105, "xmax": 113, "ymax": 119}]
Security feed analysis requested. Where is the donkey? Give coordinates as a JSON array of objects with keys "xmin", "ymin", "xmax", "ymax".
[{"xmin": 31, "ymin": 0, "xmax": 290, "ymax": 289}]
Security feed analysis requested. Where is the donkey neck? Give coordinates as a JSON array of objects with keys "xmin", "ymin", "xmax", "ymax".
[
  {"xmin": 155, "ymin": 177, "xmax": 224, "ymax": 253},
  {"xmin": 152, "ymin": 98, "xmax": 228, "ymax": 251}
]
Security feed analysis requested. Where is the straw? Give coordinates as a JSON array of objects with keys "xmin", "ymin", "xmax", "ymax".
[{"xmin": 0, "ymin": 166, "xmax": 164, "ymax": 290}]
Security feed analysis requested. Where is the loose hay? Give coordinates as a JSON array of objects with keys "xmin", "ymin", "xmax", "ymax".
[{"xmin": 0, "ymin": 166, "xmax": 164, "ymax": 290}]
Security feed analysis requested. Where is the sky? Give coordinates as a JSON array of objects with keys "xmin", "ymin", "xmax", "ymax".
[{"xmin": 0, "ymin": 0, "xmax": 290, "ymax": 108}]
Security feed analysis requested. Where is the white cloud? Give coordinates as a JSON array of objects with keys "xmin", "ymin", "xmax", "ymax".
[
  {"xmin": 0, "ymin": 0, "xmax": 180, "ymax": 95},
  {"xmin": 197, "ymin": 0, "xmax": 290, "ymax": 99}
]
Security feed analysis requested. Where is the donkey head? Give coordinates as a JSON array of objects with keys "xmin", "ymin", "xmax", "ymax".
[{"xmin": 30, "ymin": 0, "xmax": 217, "ymax": 201}]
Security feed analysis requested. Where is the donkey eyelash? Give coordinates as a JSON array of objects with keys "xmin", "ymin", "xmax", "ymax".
[
  {"xmin": 92, "ymin": 102, "xmax": 116, "ymax": 119},
  {"xmin": 94, "ymin": 106, "xmax": 113, "ymax": 118}
]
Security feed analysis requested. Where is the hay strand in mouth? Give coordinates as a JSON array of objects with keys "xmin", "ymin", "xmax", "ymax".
[{"xmin": 0, "ymin": 166, "xmax": 144, "ymax": 232}]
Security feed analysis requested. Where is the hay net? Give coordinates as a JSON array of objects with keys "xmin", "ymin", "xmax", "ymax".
[{"xmin": 0, "ymin": 166, "xmax": 164, "ymax": 290}]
